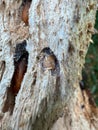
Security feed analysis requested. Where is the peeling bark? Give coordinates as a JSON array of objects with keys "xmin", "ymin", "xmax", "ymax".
[{"xmin": 0, "ymin": 0, "xmax": 98, "ymax": 130}]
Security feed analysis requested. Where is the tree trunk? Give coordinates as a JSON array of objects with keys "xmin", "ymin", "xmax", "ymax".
[{"xmin": 0, "ymin": 0, "xmax": 98, "ymax": 130}]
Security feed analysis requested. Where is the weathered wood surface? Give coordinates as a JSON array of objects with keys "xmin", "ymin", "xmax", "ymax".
[{"xmin": 0, "ymin": 0, "xmax": 98, "ymax": 130}]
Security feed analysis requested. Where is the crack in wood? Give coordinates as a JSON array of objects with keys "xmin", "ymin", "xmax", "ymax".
[{"xmin": 2, "ymin": 40, "xmax": 29, "ymax": 114}]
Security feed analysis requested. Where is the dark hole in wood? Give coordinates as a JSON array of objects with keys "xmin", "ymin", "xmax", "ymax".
[
  {"xmin": 32, "ymin": 78, "xmax": 36, "ymax": 85},
  {"xmin": 59, "ymin": 39, "xmax": 63, "ymax": 42},
  {"xmin": 79, "ymin": 80, "xmax": 85, "ymax": 90},
  {"xmin": 79, "ymin": 50, "xmax": 84, "ymax": 57},
  {"xmin": 81, "ymin": 104, "xmax": 85, "ymax": 109},
  {"xmin": 32, "ymin": 72, "xmax": 37, "ymax": 85},
  {"xmin": 2, "ymin": 87, "xmax": 15, "ymax": 115},
  {"xmin": 39, "ymin": 47, "xmax": 60, "ymax": 76},
  {"xmin": 22, "ymin": 0, "xmax": 32, "ymax": 4},
  {"xmin": 2, "ymin": 1, "xmax": 5, "ymax": 6},
  {"xmin": 0, "ymin": 61, "xmax": 5, "ymax": 82},
  {"xmin": 2, "ymin": 40, "xmax": 29, "ymax": 114},
  {"xmin": 68, "ymin": 42, "xmax": 75, "ymax": 55}
]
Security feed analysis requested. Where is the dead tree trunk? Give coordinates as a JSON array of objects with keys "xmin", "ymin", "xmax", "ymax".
[{"xmin": 0, "ymin": 0, "xmax": 98, "ymax": 130}]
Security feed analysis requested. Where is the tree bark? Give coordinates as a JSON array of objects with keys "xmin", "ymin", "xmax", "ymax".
[{"xmin": 0, "ymin": 0, "xmax": 98, "ymax": 130}]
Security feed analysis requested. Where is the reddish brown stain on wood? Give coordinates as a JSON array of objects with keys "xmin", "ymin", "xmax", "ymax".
[
  {"xmin": 22, "ymin": 2, "xmax": 31, "ymax": 25},
  {"xmin": 11, "ymin": 57, "xmax": 27, "ymax": 95}
]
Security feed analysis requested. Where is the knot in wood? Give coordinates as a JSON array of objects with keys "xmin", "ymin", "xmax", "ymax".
[
  {"xmin": 39, "ymin": 47, "xmax": 56, "ymax": 71},
  {"xmin": 39, "ymin": 47, "xmax": 60, "ymax": 76},
  {"xmin": 42, "ymin": 55, "xmax": 56, "ymax": 70}
]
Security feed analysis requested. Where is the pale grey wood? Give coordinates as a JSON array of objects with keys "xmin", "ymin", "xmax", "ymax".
[{"xmin": 0, "ymin": 0, "xmax": 98, "ymax": 130}]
